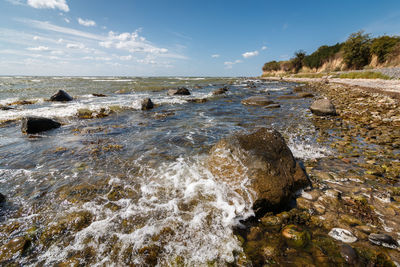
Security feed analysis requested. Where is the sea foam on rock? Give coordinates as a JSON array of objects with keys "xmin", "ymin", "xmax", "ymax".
[
  {"xmin": 21, "ymin": 117, "xmax": 61, "ymax": 134},
  {"xmin": 208, "ymin": 128, "xmax": 309, "ymax": 217},
  {"xmin": 50, "ymin": 90, "xmax": 73, "ymax": 102}
]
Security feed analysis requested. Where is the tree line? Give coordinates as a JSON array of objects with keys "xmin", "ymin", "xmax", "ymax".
[{"xmin": 262, "ymin": 31, "xmax": 400, "ymax": 73}]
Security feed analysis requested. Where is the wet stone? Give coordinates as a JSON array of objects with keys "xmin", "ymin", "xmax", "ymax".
[
  {"xmin": 0, "ymin": 236, "xmax": 30, "ymax": 263},
  {"xmin": 0, "ymin": 193, "xmax": 5, "ymax": 204},
  {"xmin": 340, "ymin": 244, "xmax": 358, "ymax": 265},
  {"xmin": 368, "ymin": 233, "xmax": 399, "ymax": 249},
  {"xmin": 281, "ymin": 225, "xmax": 311, "ymax": 248},
  {"xmin": 328, "ymin": 228, "xmax": 357, "ymax": 243},
  {"xmin": 50, "ymin": 90, "xmax": 73, "ymax": 101},
  {"xmin": 141, "ymin": 98, "xmax": 154, "ymax": 110}
]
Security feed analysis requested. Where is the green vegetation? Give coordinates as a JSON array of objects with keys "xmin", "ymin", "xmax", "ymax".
[
  {"xmin": 303, "ymin": 43, "xmax": 343, "ymax": 69},
  {"xmin": 262, "ymin": 31, "xmax": 400, "ymax": 75},
  {"xmin": 342, "ymin": 31, "xmax": 371, "ymax": 69},
  {"xmin": 335, "ymin": 71, "xmax": 391, "ymax": 80},
  {"xmin": 370, "ymin": 35, "xmax": 400, "ymax": 63}
]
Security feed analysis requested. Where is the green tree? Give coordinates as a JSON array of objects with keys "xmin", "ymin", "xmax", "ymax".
[
  {"xmin": 370, "ymin": 35, "xmax": 400, "ymax": 63},
  {"xmin": 291, "ymin": 50, "xmax": 306, "ymax": 73},
  {"xmin": 303, "ymin": 43, "xmax": 343, "ymax": 69},
  {"xmin": 343, "ymin": 31, "xmax": 371, "ymax": 69}
]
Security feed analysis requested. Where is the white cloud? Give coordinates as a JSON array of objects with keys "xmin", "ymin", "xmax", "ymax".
[
  {"xmin": 27, "ymin": 0, "xmax": 69, "ymax": 12},
  {"xmin": 50, "ymin": 50, "xmax": 64, "ymax": 55},
  {"xmin": 78, "ymin": 18, "xmax": 96, "ymax": 27},
  {"xmin": 64, "ymin": 18, "xmax": 70, "ymax": 23},
  {"xmin": 33, "ymin": 36, "xmax": 40, "ymax": 41},
  {"xmin": 242, "ymin": 50, "xmax": 259, "ymax": 58},
  {"xmin": 261, "ymin": 46, "xmax": 267, "ymax": 50},
  {"xmin": 224, "ymin": 59, "xmax": 242, "ymax": 69},
  {"xmin": 100, "ymin": 30, "xmax": 168, "ymax": 55},
  {"xmin": 27, "ymin": 46, "xmax": 50, "ymax": 51},
  {"xmin": 119, "ymin": 55, "xmax": 132, "ymax": 61},
  {"xmin": 211, "ymin": 54, "xmax": 220, "ymax": 58},
  {"xmin": 66, "ymin": 43, "xmax": 85, "ymax": 49},
  {"xmin": 19, "ymin": 19, "xmax": 103, "ymax": 40}
]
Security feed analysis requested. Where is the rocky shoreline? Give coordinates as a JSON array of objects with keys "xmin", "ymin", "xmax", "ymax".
[
  {"xmin": 236, "ymin": 78, "xmax": 400, "ymax": 265},
  {"xmin": 1, "ymin": 77, "xmax": 400, "ymax": 265}
]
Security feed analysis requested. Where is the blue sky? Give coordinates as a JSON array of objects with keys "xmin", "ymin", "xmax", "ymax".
[{"xmin": 1, "ymin": 0, "xmax": 400, "ymax": 76}]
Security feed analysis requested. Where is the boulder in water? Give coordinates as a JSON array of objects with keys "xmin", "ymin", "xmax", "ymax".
[
  {"xmin": 310, "ymin": 99, "xmax": 336, "ymax": 116},
  {"xmin": 368, "ymin": 233, "xmax": 399, "ymax": 248},
  {"xmin": 208, "ymin": 128, "xmax": 309, "ymax": 216},
  {"xmin": 241, "ymin": 96, "xmax": 275, "ymax": 106},
  {"xmin": 0, "ymin": 193, "xmax": 5, "ymax": 204},
  {"xmin": 50, "ymin": 90, "xmax": 73, "ymax": 101},
  {"xmin": 21, "ymin": 117, "xmax": 61, "ymax": 134},
  {"xmin": 168, "ymin": 87, "xmax": 190, "ymax": 96},
  {"xmin": 141, "ymin": 98, "xmax": 154, "ymax": 110}
]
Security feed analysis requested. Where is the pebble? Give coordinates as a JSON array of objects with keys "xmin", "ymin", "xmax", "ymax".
[
  {"xmin": 368, "ymin": 233, "xmax": 399, "ymax": 249},
  {"xmin": 328, "ymin": 228, "xmax": 357, "ymax": 243}
]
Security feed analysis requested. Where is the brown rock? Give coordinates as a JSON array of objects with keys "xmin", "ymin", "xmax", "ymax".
[
  {"xmin": 141, "ymin": 98, "xmax": 154, "ymax": 110},
  {"xmin": 208, "ymin": 128, "xmax": 309, "ymax": 216},
  {"xmin": 310, "ymin": 99, "xmax": 336, "ymax": 116},
  {"xmin": 241, "ymin": 96, "xmax": 275, "ymax": 106}
]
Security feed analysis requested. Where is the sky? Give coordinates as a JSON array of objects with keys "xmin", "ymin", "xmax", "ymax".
[{"xmin": 0, "ymin": 0, "xmax": 400, "ymax": 76}]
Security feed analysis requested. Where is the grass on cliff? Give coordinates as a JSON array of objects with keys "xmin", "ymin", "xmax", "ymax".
[{"xmin": 335, "ymin": 71, "xmax": 391, "ymax": 80}]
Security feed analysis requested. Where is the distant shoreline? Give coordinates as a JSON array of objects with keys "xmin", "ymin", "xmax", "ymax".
[{"xmin": 261, "ymin": 76, "xmax": 400, "ymax": 99}]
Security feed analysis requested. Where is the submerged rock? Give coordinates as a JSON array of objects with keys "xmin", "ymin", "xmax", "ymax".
[
  {"xmin": 187, "ymin": 98, "xmax": 207, "ymax": 103},
  {"xmin": 0, "ymin": 105, "xmax": 13, "ymax": 110},
  {"xmin": 368, "ymin": 233, "xmax": 399, "ymax": 248},
  {"xmin": 310, "ymin": 99, "xmax": 336, "ymax": 116},
  {"xmin": 298, "ymin": 92, "xmax": 314, "ymax": 98},
  {"xmin": 241, "ymin": 96, "xmax": 275, "ymax": 106},
  {"xmin": 168, "ymin": 87, "xmax": 190, "ymax": 96},
  {"xmin": 281, "ymin": 225, "xmax": 311, "ymax": 248},
  {"xmin": 0, "ymin": 193, "xmax": 5, "ymax": 204},
  {"xmin": 208, "ymin": 128, "xmax": 309, "ymax": 216},
  {"xmin": 0, "ymin": 236, "xmax": 30, "ymax": 263},
  {"xmin": 92, "ymin": 93, "xmax": 107, "ymax": 97},
  {"xmin": 50, "ymin": 90, "xmax": 73, "ymax": 101},
  {"xmin": 213, "ymin": 87, "xmax": 229, "ymax": 95},
  {"xmin": 340, "ymin": 244, "xmax": 358, "ymax": 264},
  {"xmin": 21, "ymin": 117, "xmax": 61, "ymax": 134},
  {"xmin": 328, "ymin": 228, "xmax": 357, "ymax": 243},
  {"xmin": 141, "ymin": 98, "xmax": 154, "ymax": 110}
]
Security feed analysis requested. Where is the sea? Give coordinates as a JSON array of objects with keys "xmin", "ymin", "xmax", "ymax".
[{"xmin": 0, "ymin": 76, "xmax": 331, "ymax": 265}]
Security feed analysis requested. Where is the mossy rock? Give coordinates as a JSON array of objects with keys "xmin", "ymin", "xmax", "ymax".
[
  {"xmin": 0, "ymin": 236, "xmax": 31, "ymax": 263},
  {"xmin": 281, "ymin": 225, "xmax": 311, "ymax": 248},
  {"xmin": 40, "ymin": 211, "xmax": 93, "ymax": 246}
]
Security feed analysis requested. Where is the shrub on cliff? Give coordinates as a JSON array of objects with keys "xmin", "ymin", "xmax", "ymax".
[
  {"xmin": 262, "ymin": 60, "xmax": 280, "ymax": 72},
  {"xmin": 370, "ymin": 35, "xmax": 400, "ymax": 63},
  {"xmin": 303, "ymin": 43, "xmax": 343, "ymax": 69},
  {"xmin": 290, "ymin": 50, "xmax": 306, "ymax": 73},
  {"xmin": 343, "ymin": 31, "xmax": 372, "ymax": 69}
]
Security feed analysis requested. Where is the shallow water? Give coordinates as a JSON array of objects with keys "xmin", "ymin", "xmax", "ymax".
[{"xmin": 0, "ymin": 77, "xmax": 332, "ymax": 265}]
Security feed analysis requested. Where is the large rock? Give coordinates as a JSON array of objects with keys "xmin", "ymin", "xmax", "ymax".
[
  {"xmin": 241, "ymin": 96, "xmax": 275, "ymax": 106},
  {"xmin": 168, "ymin": 87, "xmax": 190, "ymax": 96},
  {"xmin": 310, "ymin": 99, "xmax": 336, "ymax": 116},
  {"xmin": 208, "ymin": 128, "xmax": 309, "ymax": 216},
  {"xmin": 50, "ymin": 90, "xmax": 73, "ymax": 101},
  {"xmin": 21, "ymin": 117, "xmax": 61, "ymax": 134},
  {"xmin": 141, "ymin": 98, "xmax": 154, "ymax": 110}
]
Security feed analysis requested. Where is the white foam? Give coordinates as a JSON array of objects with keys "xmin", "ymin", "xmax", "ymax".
[
  {"xmin": 288, "ymin": 140, "xmax": 332, "ymax": 160},
  {"xmin": 38, "ymin": 155, "xmax": 253, "ymax": 265}
]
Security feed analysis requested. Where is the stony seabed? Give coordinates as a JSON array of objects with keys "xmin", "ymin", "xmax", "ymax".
[{"xmin": 0, "ymin": 76, "xmax": 399, "ymax": 266}]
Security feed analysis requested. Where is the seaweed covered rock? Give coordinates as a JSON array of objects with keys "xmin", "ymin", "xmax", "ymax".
[
  {"xmin": 50, "ymin": 90, "xmax": 73, "ymax": 101},
  {"xmin": 21, "ymin": 117, "xmax": 61, "ymax": 134},
  {"xmin": 241, "ymin": 96, "xmax": 275, "ymax": 106},
  {"xmin": 310, "ymin": 98, "xmax": 336, "ymax": 116},
  {"xmin": 168, "ymin": 87, "xmax": 190, "ymax": 96},
  {"xmin": 208, "ymin": 128, "xmax": 309, "ymax": 216},
  {"xmin": 213, "ymin": 86, "xmax": 229, "ymax": 95}
]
